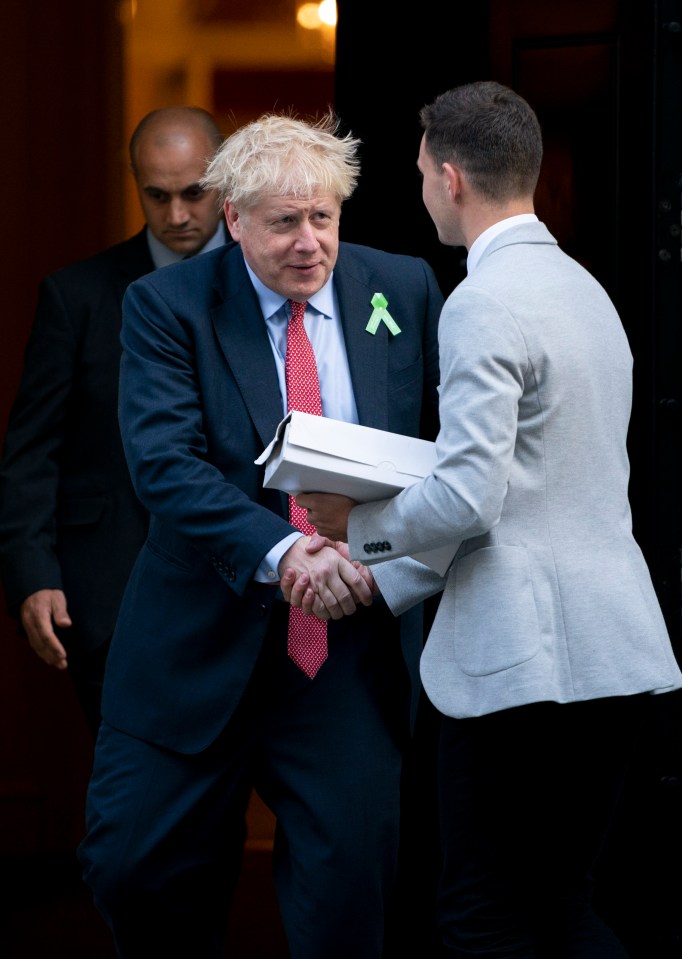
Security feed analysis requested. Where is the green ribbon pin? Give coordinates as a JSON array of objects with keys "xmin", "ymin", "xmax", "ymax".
[{"xmin": 366, "ymin": 292, "xmax": 401, "ymax": 335}]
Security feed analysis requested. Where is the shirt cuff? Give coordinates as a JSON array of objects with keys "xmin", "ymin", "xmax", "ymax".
[{"xmin": 253, "ymin": 532, "xmax": 304, "ymax": 583}]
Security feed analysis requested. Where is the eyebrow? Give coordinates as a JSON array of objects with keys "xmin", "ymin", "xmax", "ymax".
[{"xmin": 142, "ymin": 182, "xmax": 205, "ymax": 196}]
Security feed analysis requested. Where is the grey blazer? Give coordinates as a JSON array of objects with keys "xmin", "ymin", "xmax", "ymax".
[{"xmin": 348, "ymin": 221, "xmax": 682, "ymax": 718}]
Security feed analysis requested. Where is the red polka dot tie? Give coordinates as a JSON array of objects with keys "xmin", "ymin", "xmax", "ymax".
[{"xmin": 285, "ymin": 299, "xmax": 328, "ymax": 678}]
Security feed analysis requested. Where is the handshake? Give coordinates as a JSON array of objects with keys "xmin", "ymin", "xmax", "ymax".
[{"xmin": 278, "ymin": 492, "xmax": 378, "ymax": 621}]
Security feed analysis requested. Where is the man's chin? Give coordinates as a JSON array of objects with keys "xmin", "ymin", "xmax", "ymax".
[
  {"xmin": 284, "ymin": 266, "xmax": 330, "ymax": 299},
  {"xmin": 167, "ymin": 236, "xmax": 201, "ymax": 256}
]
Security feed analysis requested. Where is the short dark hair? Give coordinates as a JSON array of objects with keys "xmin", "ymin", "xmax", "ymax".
[{"xmin": 419, "ymin": 81, "xmax": 543, "ymax": 202}]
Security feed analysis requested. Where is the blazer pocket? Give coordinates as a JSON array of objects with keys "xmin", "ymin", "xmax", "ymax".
[
  {"xmin": 145, "ymin": 536, "xmax": 194, "ymax": 572},
  {"xmin": 453, "ymin": 546, "xmax": 541, "ymax": 677}
]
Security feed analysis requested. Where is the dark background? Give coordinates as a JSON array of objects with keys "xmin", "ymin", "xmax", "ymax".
[{"xmin": 1, "ymin": 1, "xmax": 680, "ymax": 956}]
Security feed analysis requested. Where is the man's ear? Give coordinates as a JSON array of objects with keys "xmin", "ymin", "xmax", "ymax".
[
  {"xmin": 443, "ymin": 162, "xmax": 463, "ymax": 201},
  {"xmin": 224, "ymin": 201, "xmax": 240, "ymax": 241}
]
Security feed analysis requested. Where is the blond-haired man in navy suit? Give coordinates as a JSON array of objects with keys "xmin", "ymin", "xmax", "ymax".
[
  {"xmin": 292, "ymin": 82, "xmax": 682, "ymax": 957},
  {"xmin": 77, "ymin": 112, "xmax": 443, "ymax": 958}
]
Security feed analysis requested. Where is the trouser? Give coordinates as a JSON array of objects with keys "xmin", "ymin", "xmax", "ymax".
[
  {"xmin": 437, "ymin": 694, "xmax": 647, "ymax": 958},
  {"xmin": 79, "ymin": 601, "xmax": 410, "ymax": 959},
  {"xmin": 64, "ymin": 635, "xmax": 110, "ymax": 738}
]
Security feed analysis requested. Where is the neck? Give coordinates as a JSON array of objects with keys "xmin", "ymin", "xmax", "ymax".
[{"xmin": 464, "ymin": 197, "xmax": 535, "ymax": 250}]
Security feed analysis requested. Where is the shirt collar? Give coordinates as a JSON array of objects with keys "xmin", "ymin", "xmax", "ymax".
[
  {"xmin": 146, "ymin": 220, "xmax": 228, "ymax": 269},
  {"xmin": 467, "ymin": 213, "xmax": 538, "ymax": 274},
  {"xmin": 243, "ymin": 256, "xmax": 335, "ymax": 320}
]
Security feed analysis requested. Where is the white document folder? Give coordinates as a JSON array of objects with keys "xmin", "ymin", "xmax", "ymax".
[{"xmin": 255, "ymin": 412, "xmax": 456, "ymax": 575}]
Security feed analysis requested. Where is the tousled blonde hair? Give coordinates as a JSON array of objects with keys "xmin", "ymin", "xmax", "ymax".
[{"xmin": 200, "ymin": 110, "xmax": 361, "ymax": 210}]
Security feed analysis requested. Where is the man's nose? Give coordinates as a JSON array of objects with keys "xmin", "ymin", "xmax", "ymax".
[
  {"xmin": 168, "ymin": 198, "xmax": 190, "ymax": 225},
  {"xmin": 294, "ymin": 222, "xmax": 319, "ymax": 251}
]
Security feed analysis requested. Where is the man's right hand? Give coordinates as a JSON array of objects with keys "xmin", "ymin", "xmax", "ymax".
[
  {"xmin": 20, "ymin": 589, "xmax": 72, "ymax": 669},
  {"xmin": 281, "ymin": 534, "xmax": 379, "ymax": 617},
  {"xmin": 278, "ymin": 537, "xmax": 373, "ymax": 620}
]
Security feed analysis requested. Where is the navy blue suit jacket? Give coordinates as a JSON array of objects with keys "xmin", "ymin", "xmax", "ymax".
[{"xmin": 104, "ymin": 241, "xmax": 442, "ymax": 753}]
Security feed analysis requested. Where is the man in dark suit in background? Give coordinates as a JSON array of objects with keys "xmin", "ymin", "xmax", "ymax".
[
  {"xmin": 77, "ymin": 111, "xmax": 443, "ymax": 959},
  {"xmin": 0, "ymin": 105, "xmax": 227, "ymax": 736}
]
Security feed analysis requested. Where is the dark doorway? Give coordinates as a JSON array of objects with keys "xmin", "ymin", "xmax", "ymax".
[{"xmin": 336, "ymin": 2, "xmax": 681, "ymax": 956}]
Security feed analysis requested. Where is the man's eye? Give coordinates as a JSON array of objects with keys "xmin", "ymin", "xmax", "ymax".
[{"xmin": 184, "ymin": 187, "xmax": 205, "ymax": 201}]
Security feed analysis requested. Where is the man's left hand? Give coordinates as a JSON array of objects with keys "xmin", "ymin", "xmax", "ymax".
[{"xmin": 294, "ymin": 492, "xmax": 356, "ymax": 541}]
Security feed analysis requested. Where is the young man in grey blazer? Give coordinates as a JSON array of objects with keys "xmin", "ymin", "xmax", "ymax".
[{"xmin": 290, "ymin": 81, "xmax": 682, "ymax": 957}]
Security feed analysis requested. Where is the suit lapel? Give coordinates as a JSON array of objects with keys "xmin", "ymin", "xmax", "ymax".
[
  {"xmin": 210, "ymin": 249, "xmax": 284, "ymax": 450},
  {"xmin": 333, "ymin": 246, "xmax": 389, "ymax": 431}
]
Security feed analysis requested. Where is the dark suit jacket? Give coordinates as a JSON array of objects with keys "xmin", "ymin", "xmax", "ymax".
[
  {"xmin": 105, "ymin": 241, "xmax": 443, "ymax": 753},
  {"xmin": 0, "ymin": 229, "xmax": 154, "ymax": 651}
]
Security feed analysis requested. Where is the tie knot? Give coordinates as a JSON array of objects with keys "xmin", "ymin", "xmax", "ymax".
[{"xmin": 288, "ymin": 299, "xmax": 307, "ymax": 323}]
